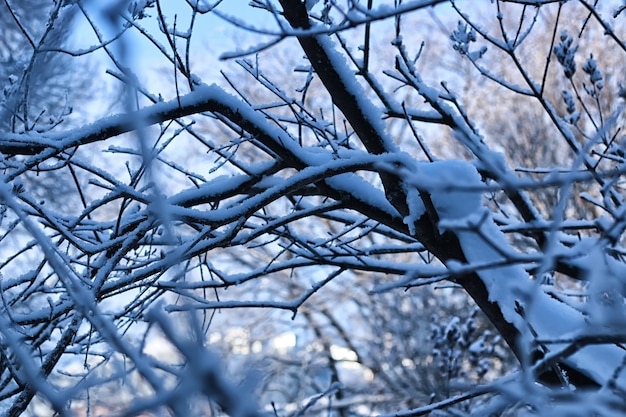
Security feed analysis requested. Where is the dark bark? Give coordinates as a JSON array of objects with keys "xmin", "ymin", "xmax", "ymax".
[{"xmin": 277, "ymin": 0, "xmax": 597, "ymax": 389}]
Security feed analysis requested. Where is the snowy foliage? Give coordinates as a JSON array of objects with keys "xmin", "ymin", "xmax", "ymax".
[{"xmin": 553, "ymin": 30, "xmax": 578, "ymax": 79}]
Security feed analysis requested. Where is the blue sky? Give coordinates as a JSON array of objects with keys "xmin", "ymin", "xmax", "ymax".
[{"xmin": 70, "ymin": 1, "xmax": 269, "ymax": 84}]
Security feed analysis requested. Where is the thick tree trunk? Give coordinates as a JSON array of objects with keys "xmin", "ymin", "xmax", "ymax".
[{"xmin": 277, "ymin": 0, "xmax": 596, "ymax": 388}]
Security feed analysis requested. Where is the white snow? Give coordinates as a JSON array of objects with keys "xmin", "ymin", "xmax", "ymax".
[{"xmin": 406, "ymin": 159, "xmax": 626, "ymax": 389}]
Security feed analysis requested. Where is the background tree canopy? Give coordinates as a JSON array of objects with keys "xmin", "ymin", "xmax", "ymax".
[{"xmin": 1, "ymin": 0, "xmax": 626, "ymax": 416}]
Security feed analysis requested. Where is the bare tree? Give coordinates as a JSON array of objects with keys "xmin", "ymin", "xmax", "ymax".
[{"xmin": 1, "ymin": 0, "xmax": 626, "ymax": 416}]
